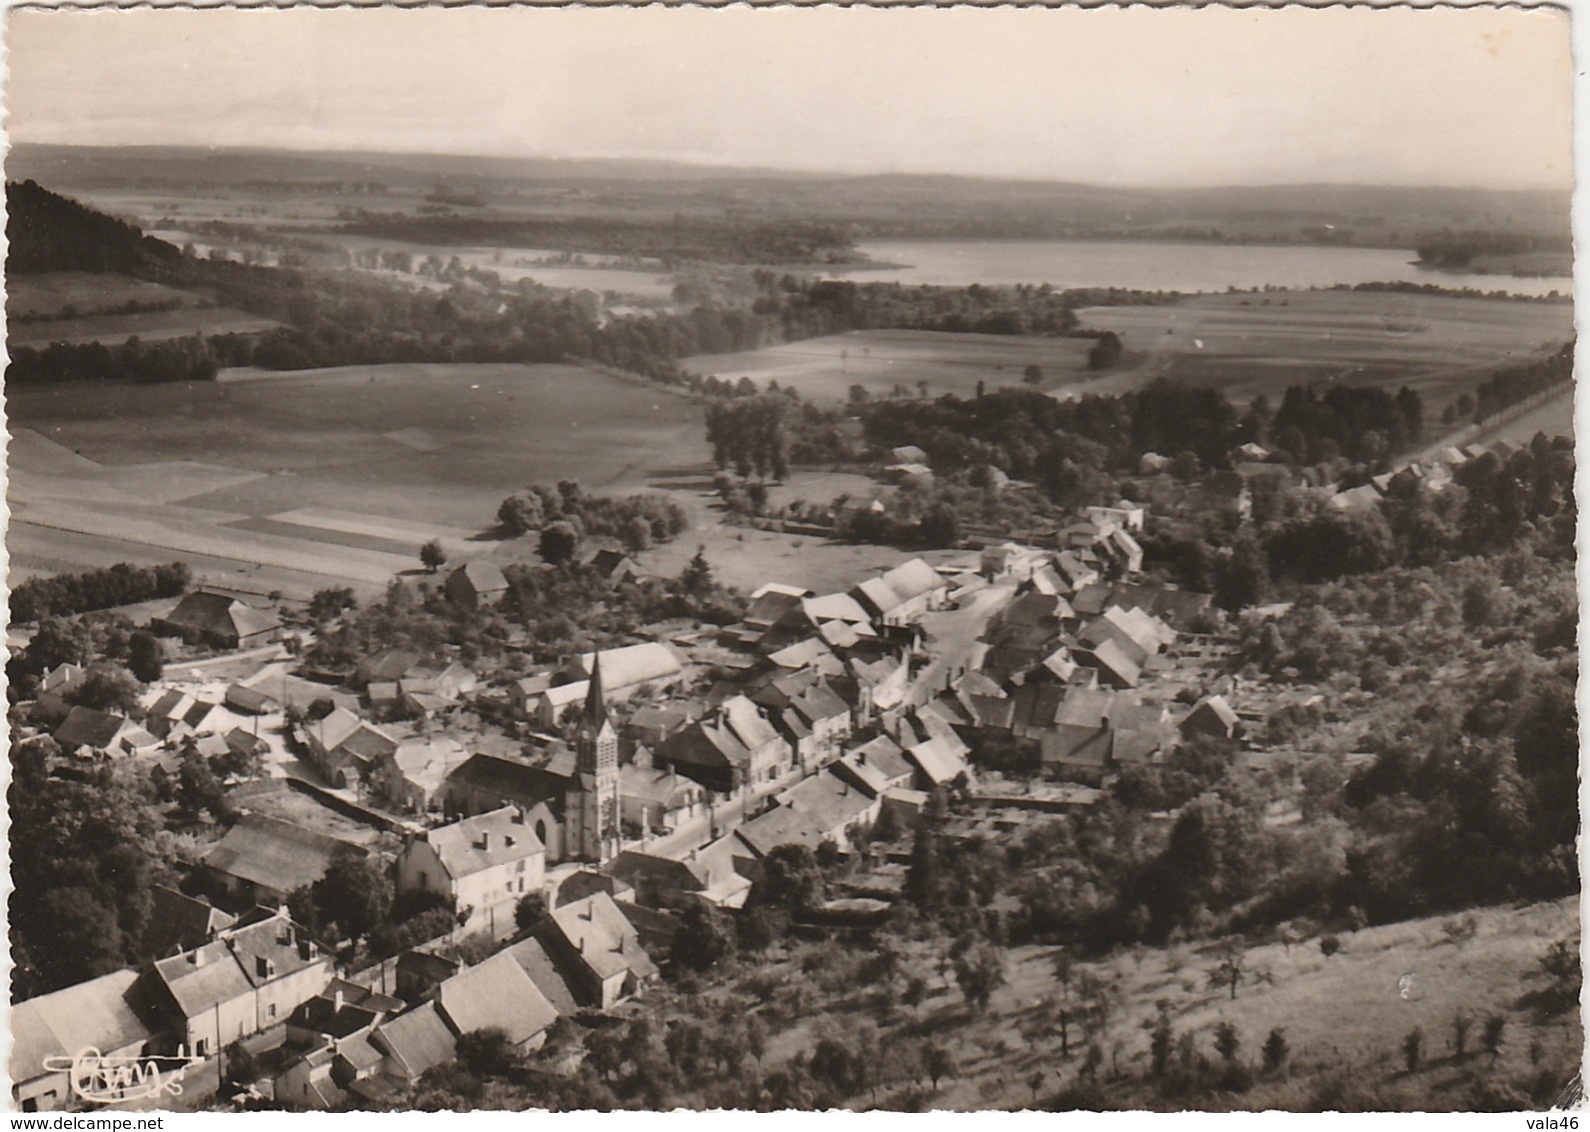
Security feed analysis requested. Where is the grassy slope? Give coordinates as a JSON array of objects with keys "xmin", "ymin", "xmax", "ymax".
[{"xmin": 679, "ymin": 897, "xmax": 1581, "ymax": 1112}]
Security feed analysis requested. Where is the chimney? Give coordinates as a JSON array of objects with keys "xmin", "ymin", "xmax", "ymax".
[
  {"xmin": 333, "ymin": 987, "xmax": 345, "ymax": 1012},
  {"xmin": 479, "ymin": 832, "xmax": 491, "ymax": 851},
  {"xmin": 577, "ymin": 936, "xmax": 585, "ymax": 954},
  {"xmin": 190, "ymin": 948, "xmax": 208, "ymax": 968},
  {"xmin": 582, "ymin": 903, "xmax": 595, "ymax": 921},
  {"xmin": 511, "ymin": 808, "xmax": 525, "ymax": 825}
]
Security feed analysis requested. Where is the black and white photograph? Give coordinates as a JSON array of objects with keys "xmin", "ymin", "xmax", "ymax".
[{"xmin": 0, "ymin": 1, "xmax": 1580, "ymax": 1116}]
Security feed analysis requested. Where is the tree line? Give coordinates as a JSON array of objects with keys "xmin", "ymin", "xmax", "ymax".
[{"xmin": 10, "ymin": 560, "xmax": 192, "ymax": 622}]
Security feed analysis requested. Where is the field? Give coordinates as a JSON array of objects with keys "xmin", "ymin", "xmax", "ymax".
[
  {"xmin": 7, "ymin": 362, "xmax": 707, "ymax": 600},
  {"xmin": 684, "ymin": 329, "xmax": 1098, "ymax": 402},
  {"xmin": 1072, "ymin": 291, "xmax": 1574, "ymax": 420},
  {"xmin": 7, "ymin": 270, "xmax": 279, "ymax": 347}
]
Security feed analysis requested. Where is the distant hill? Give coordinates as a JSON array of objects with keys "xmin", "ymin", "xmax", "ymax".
[
  {"xmin": 8, "ymin": 144, "xmax": 1570, "ymax": 246},
  {"xmin": 6, "ymin": 179, "xmax": 183, "ymax": 276}
]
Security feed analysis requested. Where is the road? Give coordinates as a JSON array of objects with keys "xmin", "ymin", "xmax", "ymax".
[{"xmin": 906, "ymin": 582, "xmax": 1016, "ymax": 708}]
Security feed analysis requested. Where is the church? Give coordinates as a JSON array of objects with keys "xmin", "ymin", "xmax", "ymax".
[{"xmin": 562, "ymin": 653, "xmax": 623, "ymax": 863}]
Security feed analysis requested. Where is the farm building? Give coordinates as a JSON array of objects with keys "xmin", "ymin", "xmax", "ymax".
[
  {"xmin": 201, "ymin": 814, "xmax": 365, "ymax": 908},
  {"xmin": 10, "ymin": 969, "xmax": 155, "ymax": 1112},
  {"xmin": 571, "ymin": 643, "xmax": 684, "ymax": 695},
  {"xmin": 444, "ymin": 561, "xmax": 509, "ymax": 609},
  {"xmin": 154, "ymin": 591, "xmax": 280, "ymax": 651},
  {"xmin": 53, "ymin": 706, "xmax": 159, "ymax": 757}
]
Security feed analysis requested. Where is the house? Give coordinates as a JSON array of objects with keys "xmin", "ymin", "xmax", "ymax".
[
  {"xmin": 1084, "ymin": 502, "xmax": 1146, "ymax": 533},
  {"xmin": 767, "ymin": 636, "xmax": 843, "ymax": 676},
  {"xmin": 145, "ymin": 886, "xmax": 237, "ymax": 958},
  {"xmin": 622, "ymin": 703, "xmax": 693, "ymax": 749},
  {"xmin": 31, "ymin": 661, "xmax": 88, "ymax": 724},
  {"xmin": 370, "ymin": 737, "xmax": 467, "ymax": 814},
  {"xmin": 979, "ymin": 542, "xmax": 1048, "ymax": 582},
  {"xmin": 775, "ymin": 770, "xmax": 881, "ymax": 849},
  {"xmin": 369, "ymin": 1002, "xmax": 457, "ymax": 1085},
  {"xmin": 1181, "ymin": 694, "xmax": 1242, "ymax": 741},
  {"xmin": 444, "ymin": 561, "xmax": 510, "ymax": 609},
  {"xmin": 224, "ymin": 682, "xmax": 279, "ymax": 716},
  {"xmin": 286, "ymin": 979, "xmax": 404, "ymax": 1046},
  {"xmin": 537, "ymin": 892, "xmax": 657, "ymax": 1009},
  {"xmin": 441, "ymin": 753, "xmax": 567, "ymax": 857},
  {"xmin": 849, "ymin": 559, "xmax": 948, "ymax": 626},
  {"xmin": 303, "ymin": 707, "xmax": 399, "ymax": 788},
  {"xmin": 396, "ymin": 806, "xmax": 547, "ymax": 939},
  {"xmin": 11, "ymin": 970, "xmax": 156, "ymax": 1112},
  {"xmin": 1073, "ymin": 637, "xmax": 1142, "ymax": 689},
  {"xmin": 145, "ymin": 689, "xmax": 229, "ymax": 743},
  {"xmin": 53, "ymin": 706, "xmax": 159, "ymax": 757},
  {"xmin": 434, "ymin": 951, "xmax": 558, "ymax": 1051},
  {"xmin": 734, "ymin": 804, "xmax": 831, "ymax": 859},
  {"xmin": 842, "ymin": 650, "xmax": 910, "ymax": 721},
  {"xmin": 1079, "ymin": 605, "xmax": 1174, "ymax": 669},
  {"xmin": 619, "ymin": 761, "xmax": 707, "ymax": 836},
  {"xmin": 890, "ymin": 445, "xmax": 929, "ymax": 465},
  {"xmin": 394, "ymin": 951, "xmax": 461, "ymax": 1005},
  {"xmin": 354, "ymin": 649, "xmax": 424, "ymax": 688},
  {"xmin": 721, "ymin": 694, "xmax": 794, "ymax": 783},
  {"xmin": 202, "ymin": 814, "xmax": 364, "ymax": 908},
  {"xmin": 607, "ymin": 850, "xmax": 717, "ymax": 911},
  {"xmin": 501, "ymin": 939, "xmax": 582, "ymax": 1016},
  {"xmin": 902, "ymin": 734, "xmax": 972, "ymax": 790},
  {"xmin": 525, "ymin": 680, "xmax": 592, "ymax": 729},
  {"xmin": 1070, "ymin": 582, "xmax": 1212, "ymax": 632},
  {"xmin": 839, "ymin": 734, "xmax": 915, "ymax": 793},
  {"xmin": 589, "ymin": 548, "xmax": 644, "ymax": 584},
  {"xmin": 145, "ymin": 907, "xmax": 334, "ymax": 1060},
  {"xmin": 652, "ymin": 713, "xmax": 752, "ymax": 794},
  {"xmin": 155, "ymin": 591, "xmax": 281, "ymax": 651}
]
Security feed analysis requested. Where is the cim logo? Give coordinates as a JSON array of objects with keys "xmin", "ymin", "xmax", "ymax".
[{"xmin": 41, "ymin": 1046, "xmax": 201, "ymax": 1105}]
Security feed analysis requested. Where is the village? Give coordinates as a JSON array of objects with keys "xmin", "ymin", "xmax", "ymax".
[{"xmin": 6, "ymin": 445, "xmax": 1319, "ymax": 1115}]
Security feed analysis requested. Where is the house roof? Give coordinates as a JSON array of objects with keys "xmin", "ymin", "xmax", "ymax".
[
  {"xmin": 575, "ymin": 642, "xmax": 683, "ymax": 691},
  {"xmin": 451, "ymin": 560, "xmax": 509, "ymax": 596},
  {"xmin": 502, "ymin": 938, "xmax": 581, "ymax": 1015},
  {"xmin": 904, "ymin": 736, "xmax": 969, "ymax": 786},
  {"xmin": 147, "ymin": 885, "xmax": 237, "ymax": 958},
  {"xmin": 1076, "ymin": 638, "xmax": 1141, "ymax": 687},
  {"xmin": 423, "ymin": 807, "xmax": 545, "ymax": 881},
  {"xmin": 852, "ymin": 577, "xmax": 905, "ymax": 617},
  {"xmin": 548, "ymin": 892, "xmax": 658, "ymax": 984},
  {"xmin": 225, "ymin": 684, "xmax": 278, "ymax": 714},
  {"xmin": 619, "ymin": 764, "xmax": 696, "ymax": 807},
  {"xmin": 744, "ymin": 589, "xmax": 806, "ymax": 630},
  {"xmin": 436, "ymin": 951, "xmax": 559, "ymax": 1047},
  {"xmin": 1046, "ymin": 723, "xmax": 1114, "ymax": 768},
  {"xmin": 735, "ymin": 805, "xmax": 827, "ymax": 857},
  {"xmin": 781, "ymin": 769, "xmax": 875, "ymax": 824},
  {"xmin": 11, "ymin": 970, "xmax": 153, "ymax": 1086},
  {"xmin": 153, "ymin": 910, "xmax": 324, "ymax": 1019},
  {"xmin": 721, "ymin": 694, "xmax": 782, "ymax": 752},
  {"xmin": 790, "ymin": 681, "xmax": 849, "ymax": 726},
  {"xmin": 387, "ymin": 738, "xmax": 465, "ymax": 790},
  {"xmin": 656, "ymin": 717, "xmax": 750, "ymax": 774},
  {"xmin": 203, "ymin": 813, "xmax": 361, "ymax": 895},
  {"xmin": 849, "ymin": 734, "xmax": 913, "ymax": 783},
  {"xmin": 55, "ymin": 706, "xmax": 148, "ymax": 752},
  {"xmin": 162, "ymin": 591, "xmax": 279, "ymax": 642},
  {"xmin": 446, "ymin": 753, "xmax": 570, "ymax": 810},
  {"xmin": 1184, "ymin": 694, "xmax": 1240, "ymax": 731},
  {"xmin": 371, "ymin": 1002, "xmax": 457, "ymax": 1080},
  {"xmin": 40, "ymin": 662, "xmax": 87, "ymax": 695},
  {"xmin": 608, "ymin": 850, "xmax": 708, "ymax": 895},
  {"xmin": 802, "ymin": 592, "xmax": 871, "ymax": 625},
  {"xmin": 767, "ymin": 637, "xmax": 838, "ymax": 672},
  {"xmin": 358, "ymin": 648, "xmax": 423, "ymax": 683}
]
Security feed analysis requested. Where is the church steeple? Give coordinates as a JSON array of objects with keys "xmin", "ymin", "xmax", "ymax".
[
  {"xmin": 576, "ymin": 650, "xmax": 617, "ymax": 777},
  {"xmin": 584, "ymin": 651, "xmax": 608, "ymax": 732}
]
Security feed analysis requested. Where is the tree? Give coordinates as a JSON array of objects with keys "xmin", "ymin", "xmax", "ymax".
[
  {"xmin": 1088, "ymin": 331, "xmax": 1123, "ymax": 371},
  {"xmin": 1319, "ymin": 935, "xmax": 1341, "ymax": 959},
  {"xmin": 1214, "ymin": 1021, "xmax": 1241, "ymax": 1063},
  {"xmin": 308, "ymin": 587, "xmax": 357, "ymax": 622},
  {"xmin": 1208, "ymin": 944, "xmax": 1246, "ymax": 1000},
  {"xmin": 419, "ymin": 539, "xmax": 447, "ymax": 574},
  {"xmin": 177, "ymin": 748, "xmax": 231, "ymax": 822},
  {"xmin": 1402, "ymin": 1027, "xmax": 1424, "ymax": 1074},
  {"xmin": 754, "ymin": 844, "xmax": 824, "ymax": 913},
  {"xmin": 127, "ymin": 631, "xmax": 164, "ymax": 683},
  {"xmin": 953, "ymin": 941, "xmax": 1008, "ymax": 1012},
  {"xmin": 923, "ymin": 1042, "xmax": 956, "ymax": 1090},
  {"xmin": 539, "ymin": 521, "xmax": 581, "ymax": 566},
  {"xmin": 68, "ymin": 666, "xmax": 142, "ymax": 714},
  {"xmin": 223, "ymin": 1040, "xmax": 260, "ymax": 1089},
  {"xmin": 1023, "ymin": 364, "xmax": 1044, "ymax": 385},
  {"xmin": 457, "ymin": 1027, "xmax": 519, "ymax": 1077},
  {"xmin": 621, "ymin": 516, "xmax": 654, "ymax": 553},
  {"xmin": 679, "ymin": 548, "xmax": 715, "ymax": 601},
  {"xmin": 904, "ymin": 826, "xmax": 943, "ymax": 911},
  {"xmin": 1262, "ymin": 1028, "xmax": 1289, "ymax": 1076},
  {"xmin": 672, "ymin": 903, "xmax": 737, "ymax": 972},
  {"xmin": 514, "ymin": 892, "xmax": 547, "ymax": 933},
  {"xmin": 1451, "ymin": 1012, "xmax": 1473, "ymax": 1062},
  {"xmin": 312, "ymin": 848, "xmax": 394, "ymax": 942},
  {"xmin": 916, "ymin": 503, "xmax": 961, "ymax": 549},
  {"xmin": 1481, "ymin": 1013, "xmax": 1506, "ymax": 1061}
]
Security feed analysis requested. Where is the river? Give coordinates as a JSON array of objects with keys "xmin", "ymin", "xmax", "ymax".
[{"xmin": 832, "ymin": 239, "xmax": 1571, "ymax": 299}]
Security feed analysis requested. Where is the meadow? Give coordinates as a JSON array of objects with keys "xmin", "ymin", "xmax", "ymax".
[
  {"xmin": 684, "ymin": 328, "xmax": 1098, "ymax": 402},
  {"xmin": 7, "ymin": 362, "xmax": 708, "ymax": 600},
  {"xmin": 1071, "ymin": 290, "xmax": 1574, "ymax": 420}
]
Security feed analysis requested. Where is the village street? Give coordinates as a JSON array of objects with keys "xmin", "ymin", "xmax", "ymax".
[{"xmin": 906, "ymin": 581, "xmax": 1016, "ymax": 709}]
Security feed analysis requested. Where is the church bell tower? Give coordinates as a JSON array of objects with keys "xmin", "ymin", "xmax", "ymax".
[{"xmin": 570, "ymin": 651, "xmax": 621, "ymax": 861}]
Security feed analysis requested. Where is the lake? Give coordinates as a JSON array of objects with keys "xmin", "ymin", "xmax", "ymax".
[{"xmin": 835, "ymin": 239, "xmax": 1572, "ymax": 299}]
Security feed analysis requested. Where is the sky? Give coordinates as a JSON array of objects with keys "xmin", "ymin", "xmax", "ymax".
[{"xmin": 3, "ymin": 4, "xmax": 1575, "ymax": 190}]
